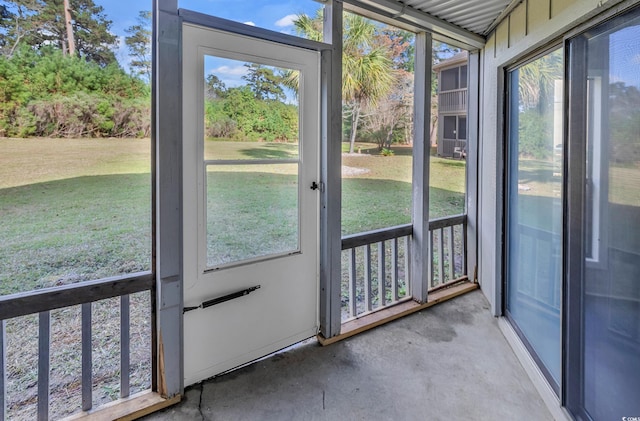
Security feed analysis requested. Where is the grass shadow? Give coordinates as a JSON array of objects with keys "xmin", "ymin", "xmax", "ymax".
[
  {"xmin": 239, "ymin": 143, "xmax": 298, "ymax": 160},
  {"xmin": 342, "ymin": 178, "xmax": 465, "ymax": 235},
  {"xmin": 433, "ymin": 158, "xmax": 467, "ymax": 168},
  {"xmin": 0, "ymin": 173, "xmax": 151, "ymax": 296}
]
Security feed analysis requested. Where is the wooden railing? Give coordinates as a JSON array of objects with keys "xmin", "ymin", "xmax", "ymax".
[
  {"xmin": 428, "ymin": 215, "xmax": 467, "ymax": 288},
  {"xmin": 341, "ymin": 214, "xmax": 467, "ymax": 321},
  {"xmin": 341, "ymin": 224, "xmax": 413, "ymax": 321},
  {"xmin": 439, "ymin": 89, "xmax": 467, "ymax": 112},
  {"xmin": 0, "ymin": 273, "xmax": 153, "ymax": 420}
]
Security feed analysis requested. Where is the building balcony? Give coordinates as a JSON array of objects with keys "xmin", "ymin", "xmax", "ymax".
[{"xmin": 439, "ymin": 88, "xmax": 468, "ymax": 113}]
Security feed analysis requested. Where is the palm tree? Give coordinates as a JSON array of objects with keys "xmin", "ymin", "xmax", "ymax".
[
  {"xmin": 517, "ymin": 49, "xmax": 563, "ymax": 111},
  {"xmin": 293, "ymin": 11, "xmax": 395, "ymax": 153}
]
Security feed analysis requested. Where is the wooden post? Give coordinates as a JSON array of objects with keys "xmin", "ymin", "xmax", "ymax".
[
  {"xmin": 154, "ymin": 0, "xmax": 183, "ymax": 398},
  {"xmin": 466, "ymin": 50, "xmax": 480, "ymax": 284},
  {"xmin": 411, "ymin": 32, "xmax": 432, "ymax": 303},
  {"xmin": 319, "ymin": 0, "xmax": 343, "ymax": 338}
]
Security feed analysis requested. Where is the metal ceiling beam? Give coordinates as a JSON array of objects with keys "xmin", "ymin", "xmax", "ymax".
[
  {"xmin": 342, "ymin": 0, "xmax": 485, "ymax": 49},
  {"xmin": 483, "ymin": 0, "xmax": 524, "ymax": 35}
]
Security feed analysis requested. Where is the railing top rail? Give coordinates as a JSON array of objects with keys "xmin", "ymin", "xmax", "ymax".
[
  {"xmin": 341, "ymin": 224, "xmax": 413, "ymax": 250},
  {"xmin": 428, "ymin": 214, "xmax": 466, "ymax": 230},
  {"xmin": 438, "ymin": 88, "xmax": 468, "ymax": 94},
  {"xmin": 0, "ymin": 272, "xmax": 153, "ymax": 320},
  {"xmin": 340, "ymin": 214, "xmax": 467, "ymax": 250}
]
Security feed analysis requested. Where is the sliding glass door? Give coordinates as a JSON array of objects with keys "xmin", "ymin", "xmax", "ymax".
[
  {"xmin": 566, "ymin": 7, "xmax": 640, "ymax": 420},
  {"xmin": 505, "ymin": 5, "xmax": 640, "ymax": 419},
  {"xmin": 505, "ymin": 48, "xmax": 564, "ymax": 391}
]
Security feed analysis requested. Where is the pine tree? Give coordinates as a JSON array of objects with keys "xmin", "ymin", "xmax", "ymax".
[
  {"xmin": 0, "ymin": 0, "xmax": 117, "ymax": 66},
  {"xmin": 125, "ymin": 11, "xmax": 151, "ymax": 81}
]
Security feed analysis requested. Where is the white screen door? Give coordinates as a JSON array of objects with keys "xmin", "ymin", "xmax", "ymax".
[{"xmin": 182, "ymin": 22, "xmax": 320, "ymax": 385}]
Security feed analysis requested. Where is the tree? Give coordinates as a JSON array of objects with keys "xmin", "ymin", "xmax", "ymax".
[
  {"xmin": 515, "ymin": 50, "xmax": 563, "ymax": 159},
  {"xmin": 609, "ymin": 81, "xmax": 640, "ymax": 164},
  {"xmin": 242, "ymin": 63, "xmax": 285, "ymax": 101},
  {"xmin": 0, "ymin": 1, "xmax": 43, "ymax": 58},
  {"xmin": 375, "ymin": 27, "xmax": 414, "ymax": 72},
  {"xmin": 365, "ymin": 70, "xmax": 414, "ymax": 149},
  {"xmin": 0, "ymin": 0, "xmax": 118, "ymax": 66},
  {"xmin": 517, "ymin": 49, "xmax": 562, "ymax": 112},
  {"xmin": 125, "ymin": 10, "xmax": 151, "ymax": 81},
  {"xmin": 205, "ymin": 74, "xmax": 227, "ymax": 100},
  {"xmin": 294, "ymin": 11, "xmax": 395, "ymax": 153}
]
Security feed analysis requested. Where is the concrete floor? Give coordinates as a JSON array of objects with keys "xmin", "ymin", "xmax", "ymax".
[{"xmin": 145, "ymin": 290, "xmax": 552, "ymax": 420}]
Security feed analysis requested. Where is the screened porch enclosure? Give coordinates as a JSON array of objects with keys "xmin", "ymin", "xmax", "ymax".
[{"xmin": 2, "ymin": 0, "xmax": 639, "ymax": 419}]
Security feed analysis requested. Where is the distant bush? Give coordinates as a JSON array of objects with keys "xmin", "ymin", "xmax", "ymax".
[
  {"xmin": 0, "ymin": 47, "xmax": 150, "ymax": 138},
  {"xmin": 209, "ymin": 86, "xmax": 298, "ymax": 142}
]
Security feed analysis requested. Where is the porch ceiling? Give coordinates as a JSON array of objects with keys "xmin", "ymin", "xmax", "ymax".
[
  {"xmin": 344, "ymin": 0, "xmax": 516, "ymax": 47},
  {"xmin": 399, "ymin": 0, "xmax": 515, "ymax": 35}
]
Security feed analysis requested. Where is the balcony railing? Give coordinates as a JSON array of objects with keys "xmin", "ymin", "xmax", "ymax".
[
  {"xmin": 438, "ymin": 89, "xmax": 467, "ymax": 113},
  {"xmin": 341, "ymin": 214, "xmax": 467, "ymax": 321},
  {"xmin": 439, "ymin": 138, "xmax": 467, "ymax": 158}
]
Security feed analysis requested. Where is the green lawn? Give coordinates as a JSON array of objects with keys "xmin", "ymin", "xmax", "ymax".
[
  {"xmin": 0, "ymin": 138, "xmax": 465, "ymax": 417},
  {"xmin": 0, "ymin": 138, "xmax": 466, "ymax": 295}
]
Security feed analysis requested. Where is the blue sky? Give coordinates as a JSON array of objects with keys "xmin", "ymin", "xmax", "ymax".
[
  {"xmin": 99, "ymin": 0, "xmax": 322, "ymax": 72},
  {"xmin": 99, "ymin": 2, "xmax": 640, "ymax": 90},
  {"xmin": 100, "ymin": 0, "xmax": 322, "ymax": 90}
]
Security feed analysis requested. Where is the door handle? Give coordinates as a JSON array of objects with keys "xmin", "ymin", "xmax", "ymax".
[{"xmin": 310, "ymin": 181, "xmax": 319, "ymax": 190}]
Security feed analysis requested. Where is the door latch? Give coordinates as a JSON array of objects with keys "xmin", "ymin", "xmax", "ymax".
[{"xmin": 310, "ymin": 181, "xmax": 324, "ymax": 191}]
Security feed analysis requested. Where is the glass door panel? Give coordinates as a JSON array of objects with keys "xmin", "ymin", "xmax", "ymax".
[
  {"xmin": 573, "ymin": 9, "xmax": 640, "ymax": 420},
  {"xmin": 505, "ymin": 48, "xmax": 564, "ymax": 389},
  {"xmin": 201, "ymin": 55, "xmax": 302, "ymax": 269},
  {"xmin": 205, "ymin": 163, "xmax": 299, "ymax": 268}
]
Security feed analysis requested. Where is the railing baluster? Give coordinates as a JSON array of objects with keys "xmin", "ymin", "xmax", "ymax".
[
  {"xmin": 463, "ymin": 222, "xmax": 468, "ymax": 277},
  {"xmin": 447, "ymin": 226, "xmax": 455, "ymax": 281},
  {"xmin": 429, "ymin": 230, "xmax": 434, "ymax": 287},
  {"xmin": 82, "ymin": 303, "xmax": 92, "ymax": 411},
  {"xmin": 364, "ymin": 244, "xmax": 372, "ymax": 312},
  {"xmin": 404, "ymin": 236, "xmax": 410, "ymax": 293},
  {"xmin": 378, "ymin": 241, "xmax": 386, "ymax": 307},
  {"xmin": 120, "ymin": 295, "xmax": 130, "ymax": 398},
  {"xmin": 391, "ymin": 238, "xmax": 398, "ymax": 302},
  {"xmin": 438, "ymin": 228, "xmax": 445, "ymax": 286},
  {"xmin": 349, "ymin": 248, "xmax": 357, "ymax": 318},
  {"xmin": 37, "ymin": 311, "xmax": 50, "ymax": 421},
  {"xmin": 1, "ymin": 320, "xmax": 6, "ymax": 421}
]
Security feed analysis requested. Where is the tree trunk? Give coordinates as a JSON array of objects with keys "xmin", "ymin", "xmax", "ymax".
[
  {"xmin": 349, "ymin": 105, "xmax": 361, "ymax": 154},
  {"xmin": 63, "ymin": 0, "xmax": 76, "ymax": 56},
  {"xmin": 385, "ymin": 127, "xmax": 394, "ymax": 149},
  {"xmin": 430, "ymin": 115, "xmax": 438, "ymax": 147}
]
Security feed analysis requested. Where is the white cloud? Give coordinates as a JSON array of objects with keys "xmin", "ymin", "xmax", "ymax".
[
  {"xmin": 244, "ymin": 21, "xmax": 256, "ymax": 26},
  {"xmin": 212, "ymin": 65, "xmax": 248, "ymax": 76},
  {"xmin": 275, "ymin": 14, "xmax": 297, "ymax": 28}
]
